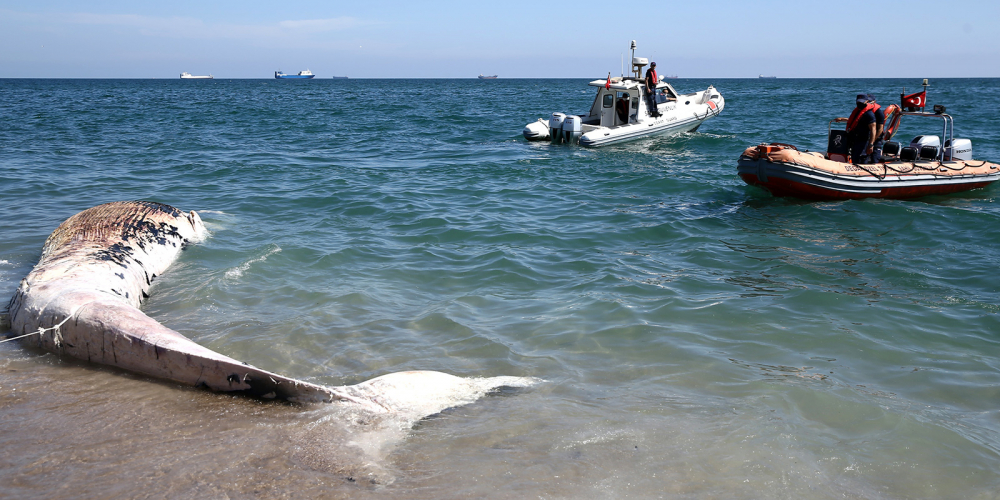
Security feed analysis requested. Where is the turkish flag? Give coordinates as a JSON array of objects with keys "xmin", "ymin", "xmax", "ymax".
[
  {"xmin": 902, "ymin": 90, "xmax": 925, "ymax": 108},
  {"xmin": 605, "ymin": 73, "xmax": 611, "ymax": 90}
]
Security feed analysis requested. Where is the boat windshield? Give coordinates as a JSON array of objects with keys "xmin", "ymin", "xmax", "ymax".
[{"xmin": 654, "ymin": 86, "xmax": 677, "ymax": 103}]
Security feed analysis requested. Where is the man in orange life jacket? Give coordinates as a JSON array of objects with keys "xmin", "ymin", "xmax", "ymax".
[
  {"xmin": 834, "ymin": 94, "xmax": 878, "ymax": 164},
  {"xmin": 645, "ymin": 62, "xmax": 661, "ymax": 117}
]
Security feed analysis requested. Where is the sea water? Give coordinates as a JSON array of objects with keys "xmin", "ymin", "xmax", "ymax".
[{"xmin": 1, "ymin": 77, "xmax": 998, "ymax": 499}]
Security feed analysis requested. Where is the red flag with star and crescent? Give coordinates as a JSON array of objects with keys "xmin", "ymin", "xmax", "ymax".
[
  {"xmin": 901, "ymin": 90, "xmax": 925, "ymax": 108},
  {"xmin": 605, "ymin": 72, "xmax": 611, "ymax": 90}
]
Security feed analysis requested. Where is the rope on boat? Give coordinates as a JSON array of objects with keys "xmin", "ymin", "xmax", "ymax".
[
  {"xmin": 752, "ymin": 146, "xmax": 993, "ymax": 180},
  {"xmin": 882, "ymin": 161, "xmax": 968, "ymax": 175},
  {"xmin": 854, "ymin": 163, "xmax": 887, "ymax": 180},
  {"xmin": 860, "ymin": 159, "xmax": 982, "ymax": 179}
]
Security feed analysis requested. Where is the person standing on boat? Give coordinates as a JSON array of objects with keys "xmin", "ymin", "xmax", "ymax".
[
  {"xmin": 835, "ymin": 94, "xmax": 878, "ymax": 164},
  {"xmin": 867, "ymin": 94, "xmax": 886, "ymax": 163},
  {"xmin": 644, "ymin": 62, "xmax": 661, "ymax": 117}
]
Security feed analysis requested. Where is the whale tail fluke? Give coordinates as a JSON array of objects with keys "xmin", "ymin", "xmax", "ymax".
[{"xmin": 341, "ymin": 371, "xmax": 540, "ymax": 424}]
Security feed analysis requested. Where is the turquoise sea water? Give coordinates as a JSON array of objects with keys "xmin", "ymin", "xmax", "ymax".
[{"xmin": 1, "ymin": 77, "xmax": 998, "ymax": 498}]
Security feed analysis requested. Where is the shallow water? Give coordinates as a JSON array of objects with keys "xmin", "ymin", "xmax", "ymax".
[{"xmin": 1, "ymin": 77, "xmax": 999, "ymax": 499}]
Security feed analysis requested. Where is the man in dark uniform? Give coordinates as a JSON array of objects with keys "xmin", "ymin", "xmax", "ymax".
[
  {"xmin": 835, "ymin": 94, "xmax": 877, "ymax": 164},
  {"xmin": 644, "ymin": 62, "xmax": 660, "ymax": 117},
  {"xmin": 868, "ymin": 94, "xmax": 885, "ymax": 163}
]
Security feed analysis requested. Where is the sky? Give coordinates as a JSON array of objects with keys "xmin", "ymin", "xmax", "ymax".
[{"xmin": 1, "ymin": 0, "xmax": 998, "ymax": 78}]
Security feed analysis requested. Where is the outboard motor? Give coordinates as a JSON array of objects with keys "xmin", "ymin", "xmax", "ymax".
[
  {"xmin": 549, "ymin": 112, "xmax": 566, "ymax": 144},
  {"xmin": 562, "ymin": 115, "xmax": 582, "ymax": 144},
  {"xmin": 910, "ymin": 135, "xmax": 941, "ymax": 161},
  {"xmin": 909, "ymin": 135, "xmax": 940, "ymax": 150},
  {"xmin": 945, "ymin": 139, "xmax": 973, "ymax": 161}
]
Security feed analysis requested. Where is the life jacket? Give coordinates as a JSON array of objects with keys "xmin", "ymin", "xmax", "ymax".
[
  {"xmin": 882, "ymin": 104, "xmax": 901, "ymax": 140},
  {"xmin": 647, "ymin": 69, "xmax": 658, "ymax": 88},
  {"xmin": 846, "ymin": 102, "xmax": 880, "ymax": 133}
]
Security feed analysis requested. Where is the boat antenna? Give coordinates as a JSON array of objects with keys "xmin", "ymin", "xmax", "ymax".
[{"xmin": 630, "ymin": 40, "xmax": 636, "ymax": 79}]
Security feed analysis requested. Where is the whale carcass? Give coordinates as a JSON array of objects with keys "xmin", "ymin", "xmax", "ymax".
[{"xmin": 5, "ymin": 201, "xmax": 534, "ymax": 418}]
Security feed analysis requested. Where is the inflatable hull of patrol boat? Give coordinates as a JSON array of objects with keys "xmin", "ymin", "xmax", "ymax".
[
  {"xmin": 581, "ymin": 95, "xmax": 722, "ymax": 147},
  {"xmin": 523, "ymin": 86, "xmax": 724, "ymax": 147},
  {"xmin": 737, "ymin": 144, "xmax": 1000, "ymax": 200}
]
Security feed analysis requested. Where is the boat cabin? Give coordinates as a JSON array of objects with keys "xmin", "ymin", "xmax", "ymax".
[{"xmin": 581, "ymin": 59, "xmax": 680, "ymax": 130}]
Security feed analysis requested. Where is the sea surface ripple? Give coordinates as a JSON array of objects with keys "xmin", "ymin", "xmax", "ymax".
[{"xmin": 1, "ymin": 77, "xmax": 999, "ymax": 499}]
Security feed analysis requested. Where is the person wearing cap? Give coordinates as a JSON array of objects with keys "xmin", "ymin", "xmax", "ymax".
[
  {"xmin": 644, "ymin": 62, "xmax": 661, "ymax": 117},
  {"xmin": 834, "ymin": 94, "xmax": 878, "ymax": 164}
]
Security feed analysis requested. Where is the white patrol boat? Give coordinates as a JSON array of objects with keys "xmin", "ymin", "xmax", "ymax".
[{"xmin": 523, "ymin": 41, "xmax": 724, "ymax": 147}]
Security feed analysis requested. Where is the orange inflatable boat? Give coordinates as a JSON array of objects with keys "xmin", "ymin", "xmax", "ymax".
[{"xmin": 737, "ymin": 106, "xmax": 1000, "ymax": 200}]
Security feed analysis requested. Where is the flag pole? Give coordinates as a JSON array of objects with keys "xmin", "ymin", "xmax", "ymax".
[{"xmin": 921, "ymin": 78, "xmax": 929, "ymax": 112}]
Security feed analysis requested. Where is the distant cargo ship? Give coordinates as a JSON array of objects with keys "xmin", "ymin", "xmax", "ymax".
[
  {"xmin": 759, "ymin": 74, "xmax": 777, "ymax": 79},
  {"xmin": 331, "ymin": 76, "xmax": 348, "ymax": 79},
  {"xmin": 180, "ymin": 72, "xmax": 213, "ymax": 79},
  {"xmin": 275, "ymin": 70, "xmax": 315, "ymax": 79},
  {"xmin": 663, "ymin": 75, "xmax": 678, "ymax": 79},
  {"xmin": 478, "ymin": 74, "xmax": 498, "ymax": 79}
]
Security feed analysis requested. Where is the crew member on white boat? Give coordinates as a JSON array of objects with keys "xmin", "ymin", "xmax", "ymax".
[
  {"xmin": 616, "ymin": 93, "xmax": 631, "ymax": 124},
  {"xmin": 644, "ymin": 62, "xmax": 661, "ymax": 117}
]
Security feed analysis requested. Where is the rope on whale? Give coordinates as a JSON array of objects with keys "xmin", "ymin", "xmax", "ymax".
[{"xmin": 0, "ymin": 306, "xmax": 79, "ymax": 345}]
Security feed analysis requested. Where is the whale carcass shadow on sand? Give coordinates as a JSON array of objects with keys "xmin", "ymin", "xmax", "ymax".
[{"xmin": 5, "ymin": 201, "xmax": 536, "ymax": 426}]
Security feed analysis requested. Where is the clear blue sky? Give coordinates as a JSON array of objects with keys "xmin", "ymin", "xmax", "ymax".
[{"xmin": 2, "ymin": 0, "xmax": 997, "ymax": 78}]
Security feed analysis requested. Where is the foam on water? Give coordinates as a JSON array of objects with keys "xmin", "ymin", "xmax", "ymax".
[{"xmin": 224, "ymin": 243, "xmax": 281, "ymax": 279}]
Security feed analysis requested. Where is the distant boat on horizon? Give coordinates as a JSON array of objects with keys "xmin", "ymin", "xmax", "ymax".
[
  {"xmin": 663, "ymin": 75, "xmax": 679, "ymax": 79},
  {"xmin": 275, "ymin": 70, "xmax": 315, "ymax": 79},
  {"xmin": 331, "ymin": 76, "xmax": 348, "ymax": 79},
  {"xmin": 180, "ymin": 72, "xmax": 213, "ymax": 79},
  {"xmin": 478, "ymin": 74, "xmax": 498, "ymax": 79},
  {"xmin": 759, "ymin": 74, "xmax": 777, "ymax": 79}
]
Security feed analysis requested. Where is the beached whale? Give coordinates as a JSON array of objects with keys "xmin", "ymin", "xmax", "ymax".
[{"xmin": 5, "ymin": 201, "xmax": 534, "ymax": 419}]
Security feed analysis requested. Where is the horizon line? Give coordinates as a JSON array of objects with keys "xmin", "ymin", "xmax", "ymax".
[{"xmin": 2, "ymin": 76, "xmax": 997, "ymax": 80}]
